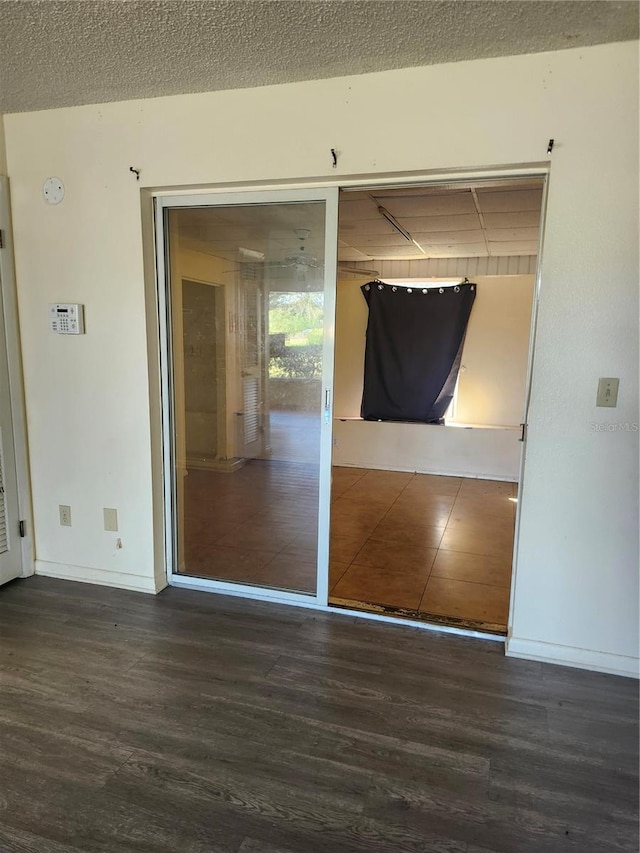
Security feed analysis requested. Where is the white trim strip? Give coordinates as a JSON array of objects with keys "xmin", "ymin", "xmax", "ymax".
[
  {"xmin": 506, "ymin": 637, "xmax": 639, "ymax": 679},
  {"xmin": 170, "ymin": 572, "xmax": 504, "ymax": 642}
]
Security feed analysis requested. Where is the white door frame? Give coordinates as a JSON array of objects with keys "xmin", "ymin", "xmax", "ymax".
[
  {"xmin": 154, "ymin": 186, "xmax": 338, "ymax": 606},
  {"xmin": 506, "ymin": 171, "xmax": 550, "ymax": 639},
  {"xmin": 150, "ymin": 164, "xmax": 549, "ymax": 639},
  {"xmin": 0, "ymin": 176, "xmax": 34, "ymax": 577}
]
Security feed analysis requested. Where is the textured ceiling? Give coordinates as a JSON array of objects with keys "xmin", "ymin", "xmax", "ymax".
[{"xmin": 0, "ymin": 1, "xmax": 637, "ymax": 113}]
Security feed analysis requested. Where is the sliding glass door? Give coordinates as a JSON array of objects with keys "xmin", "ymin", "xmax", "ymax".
[{"xmin": 156, "ymin": 188, "xmax": 337, "ymax": 603}]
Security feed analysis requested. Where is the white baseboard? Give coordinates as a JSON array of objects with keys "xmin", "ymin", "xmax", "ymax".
[
  {"xmin": 35, "ymin": 560, "xmax": 160, "ymax": 594},
  {"xmin": 333, "ymin": 461, "xmax": 516, "ymax": 482},
  {"xmin": 506, "ymin": 636, "xmax": 639, "ymax": 679}
]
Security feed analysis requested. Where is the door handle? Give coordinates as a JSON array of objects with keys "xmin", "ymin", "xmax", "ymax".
[{"xmin": 324, "ymin": 389, "xmax": 331, "ymax": 425}]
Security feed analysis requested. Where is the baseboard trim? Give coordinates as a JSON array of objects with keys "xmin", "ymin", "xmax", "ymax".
[
  {"xmin": 186, "ymin": 455, "xmax": 245, "ymax": 473},
  {"xmin": 35, "ymin": 560, "xmax": 159, "ymax": 594},
  {"xmin": 506, "ymin": 636, "xmax": 639, "ymax": 679},
  {"xmin": 333, "ymin": 461, "xmax": 517, "ymax": 482}
]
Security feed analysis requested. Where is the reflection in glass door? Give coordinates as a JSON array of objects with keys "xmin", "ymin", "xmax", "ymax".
[{"xmin": 159, "ymin": 191, "xmax": 337, "ymax": 601}]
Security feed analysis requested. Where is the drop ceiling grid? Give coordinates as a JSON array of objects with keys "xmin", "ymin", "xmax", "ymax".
[{"xmin": 338, "ymin": 187, "xmax": 543, "ymax": 260}]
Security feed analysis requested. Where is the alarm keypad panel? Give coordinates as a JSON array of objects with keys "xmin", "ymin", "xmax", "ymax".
[{"xmin": 49, "ymin": 303, "xmax": 85, "ymax": 335}]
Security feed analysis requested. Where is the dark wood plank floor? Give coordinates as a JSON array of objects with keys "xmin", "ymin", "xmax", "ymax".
[{"xmin": 0, "ymin": 576, "xmax": 637, "ymax": 853}]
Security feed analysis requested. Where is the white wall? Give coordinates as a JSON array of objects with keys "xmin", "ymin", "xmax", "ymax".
[
  {"xmin": 455, "ymin": 275, "xmax": 535, "ymax": 426},
  {"xmin": 335, "ymin": 274, "xmax": 534, "ymax": 426},
  {"xmin": 4, "ymin": 42, "xmax": 638, "ymax": 674},
  {"xmin": 333, "ymin": 419, "xmax": 521, "ymax": 480},
  {"xmin": 333, "ymin": 273, "xmax": 533, "ymax": 479}
]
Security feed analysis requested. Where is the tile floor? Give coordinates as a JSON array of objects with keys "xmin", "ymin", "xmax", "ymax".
[
  {"xmin": 182, "ymin": 460, "xmax": 319, "ymax": 593},
  {"xmin": 182, "ymin": 459, "xmax": 515, "ymax": 633},
  {"xmin": 329, "ymin": 467, "xmax": 516, "ymax": 632}
]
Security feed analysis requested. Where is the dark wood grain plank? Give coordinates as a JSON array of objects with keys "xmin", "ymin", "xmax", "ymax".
[{"xmin": 0, "ymin": 576, "xmax": 637, "ymax": 853}]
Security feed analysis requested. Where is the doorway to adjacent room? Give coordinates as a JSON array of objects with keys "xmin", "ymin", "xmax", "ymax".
[{"xmin": 328, "ymin": 179, "xmax": 545, "ymax": 634}]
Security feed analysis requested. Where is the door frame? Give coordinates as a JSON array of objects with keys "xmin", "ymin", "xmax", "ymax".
[
  {"xmin": 154, "ymin": 186, "xmax": 338, "ymax": 605},
  {"xmin": 0, "ymin": 176, "xmax": 33, "ymax": 577},
  {"xmin": 148, "ymin": 164, "xmax": 548, "ymax": 638},
  {"xmin": 331, "ymin": 171, "xmax": 550, "ymax": 639}
]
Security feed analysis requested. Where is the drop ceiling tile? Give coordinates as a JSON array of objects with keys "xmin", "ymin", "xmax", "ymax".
[
  {"xmin": 351, "ymin": 233, "xmax": 414, "ymax": 248},
  {"xmin": 338, "ymin": 248, "xmax": 372, "ymax": 262},
  {"xmin": 353, "ymin": 246, "xmax": 429, "ymax": 259},
  {"xmin": 338, "ymin": 198, "xmax": 381, "ymax": 221},
  {"xmin": 420, "ymin": 244, "xmax": 488, "ymax": 257},
  {"xmin": 488, "ymin": 240, "xmax": 540, "ymax": 255},
  {"xmin": 485, "ymin": 227, "xmax": 539, "ymax": 242},
  {"xmin": 482, "ymin": 211, "xmax": 541, "ymax": 228},
  {"xmin": 377, "ymin": 193, "xmax": 477, "ymax": 218},
  {"xmin": 339, "ymin": 217, "xmax": 399, "ymax": 236},
  {"xmin": 398, "ymin": 214, "xmax": 482, "ymax": 232},
  {"xmin": 475, "ymin": 189, "xmax": 543, "ymax": 213},
  {"xmin": 412, "ymin": 230, "xmax": 485, "ymax": 245}
]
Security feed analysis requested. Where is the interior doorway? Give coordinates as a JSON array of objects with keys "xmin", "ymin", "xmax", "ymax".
[
  {"xmin": 328, "ymin": 178, "xmax": 545, "ymax": 634},
  {"xmin": 155, "ymin": 171, "xmax": 545, "ymax": 639}
]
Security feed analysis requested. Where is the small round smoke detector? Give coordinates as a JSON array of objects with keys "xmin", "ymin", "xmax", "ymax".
[{"xmin": 43, "ymin": 177, "xmax": 65, "ymax": 205}]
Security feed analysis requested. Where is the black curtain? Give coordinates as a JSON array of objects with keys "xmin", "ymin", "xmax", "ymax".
[{"xmin": 360, "ymin": 281, "xmax": 476, "ymax": 424}]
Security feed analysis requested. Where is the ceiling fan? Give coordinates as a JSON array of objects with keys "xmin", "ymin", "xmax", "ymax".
[
  {"xmin": 226, "ymin": 228, "xmax": 379, "ymax": 280},
  {"xmin": 267, "ymin": 228, "xmax": 380, "ymax": 278},
  {"xmin": 266, "ymin": 228, "xmax": 321, "ymax": 271}
]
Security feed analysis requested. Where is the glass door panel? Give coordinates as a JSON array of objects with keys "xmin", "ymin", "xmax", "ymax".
[{"xmin": 164, "ymin": 196, "xmax": 333, "ymax": 598}]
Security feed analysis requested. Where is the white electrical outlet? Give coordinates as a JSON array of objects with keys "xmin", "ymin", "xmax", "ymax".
[
  {"xmin": 59, "ymin": 505, "xmax": 71, "ymax": 526},
  {"xmin": 103, "ymin": 508, "xmax": 118, "ymax": 532}
]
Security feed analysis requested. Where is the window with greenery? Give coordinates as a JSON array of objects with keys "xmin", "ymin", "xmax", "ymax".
[{"xmin": 269, "ymin": 292, "xmax": 323, "ymax": 380}]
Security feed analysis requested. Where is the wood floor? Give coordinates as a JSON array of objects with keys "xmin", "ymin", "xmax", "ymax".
[{"xmin": 1, "ymin": 576, "xmax": 638, "ymax": 853}]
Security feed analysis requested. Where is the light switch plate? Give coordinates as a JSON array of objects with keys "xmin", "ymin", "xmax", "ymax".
[
  {"xmin": 596, "ymin": 377, "xmax": 619, "ymax": 407},
  {"xmin": 103, "ymin": 508, "xmax": 118, "ymax": 532}
]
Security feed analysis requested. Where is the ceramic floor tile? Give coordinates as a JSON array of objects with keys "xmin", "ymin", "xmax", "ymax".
[
  {"xmin": 283, "ymin": 540, "xmax": 317, "ymax": 561},
  {"xmin": 184, "ymin": 465, "xmax": 515, "ymax": 627},
  {"xmin": 332, "ymin": 466, "xmax": 370, "ymax": 479},
  {"xmin": 330, "ymin": 534, "xmax": 370, "ymax": 565},
  {"xmin": 430, "ymin": 550, "xmax": 513, "ymax": 588},
  {"xmin": 457, "ymin": 478, "xmax": 515, "ymax": 498},
  {"xmin": 446, "ymin": 513, "xmax": 515, "ymax": 538},
  {"xmin": 183, "ymin": 544, "xmax": 276, "ymax": 583},
  {"xmin": 332, "ymin": 492, "xmax": 396, "ymax": 514},
  {"xmin": 439, "ymin": 525, "xmax": 514, "ymax": 560},
  {"xmin": 333, "ymin": 561, "xmax": 431, "ymax": 610},
  {"xmin": 402, "ymin": 474, "xmax": 462, "ymax": 497},
  {"xmin": 330, "ymin": 561, "xmax": 351, "ymax": 590},
  {"xmin": 370, "ymin": 517, "xmax": 444, "ymax": 549},
  {"xmin": 452, "ymin": 495, "xmax": 516, "ymax": 520},
  {"xmin": 217, "ymin": 523, "xmax": 298, "ymax": 553},
  {"xmin": 420, "ymin": 576, "xmax": 510, "ymax": 626},
  {"xmin": 353, "ymin": 537, "xmax": 437, "ymax": 573},
  {"xmin": 382, "ymin": 499, "xmax": 453, "ymax": 530},
  {"xmin": 252, "ymin": 554, "xmax": 317, "ymax": 594},
  {"xmin": 329, "ymin": 499, "xmax": 387, "ymax": 538},
  {"xmin": 358, "ymin": 470, "xmax": 414, "ymax": 488},
  {"xmin": 340, "ymin": 484, "xmax": 406, "ymax": 505}
]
